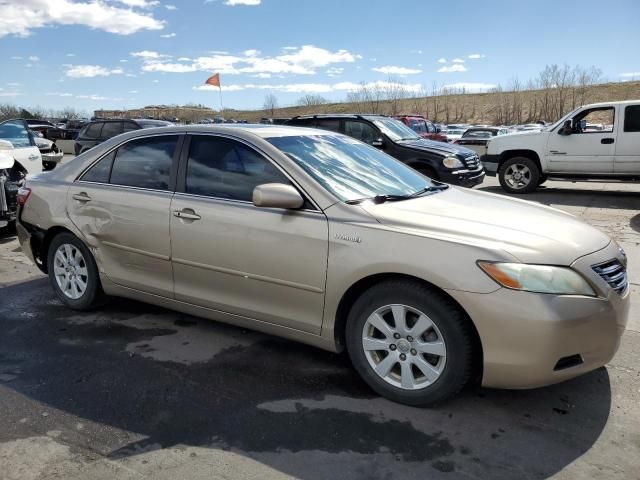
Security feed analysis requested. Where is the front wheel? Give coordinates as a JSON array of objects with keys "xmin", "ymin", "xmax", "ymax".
[
  {"xmin": 346, "ymin": 280, "xmax": 474, "ymax": 406},
  {"xmin": 498, "ymin": 157, "xmax": 540, "ymax": 194},
  {"xmin": 47, "ymin": 232, "xmax": 105, "ymax": 310}
]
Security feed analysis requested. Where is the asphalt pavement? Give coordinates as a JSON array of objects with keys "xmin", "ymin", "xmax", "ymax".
[{"xmin": 1, "ymin": 175, "xmax": 639, "ymax": 480}]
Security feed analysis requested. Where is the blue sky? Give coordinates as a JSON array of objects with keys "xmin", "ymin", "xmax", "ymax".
[{"xmin": 1, "ymin": 0, "xmax": 639, "ymax": 114}]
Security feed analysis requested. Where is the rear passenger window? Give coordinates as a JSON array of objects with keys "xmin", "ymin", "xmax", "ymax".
[
  {"xmin": 101, "ymin": 122, "xmax": 123, "ymax": 139},
  {"xmin": 186, "ymin": 136, "xmax": 290, "ymax": 201},
  {"xmin": 624, "ymin": 106, "xmax": 640, "ymax": 132},
  {"xmin": 315, "ymin": 119, "xmax": 340, "ymax": 132},
  {"xmin": 80, "ymin": 151, "xmax": 115, "ymax": 183},
  {"xmin": 110, "ymin": 136, "xmax": 178, "ymax": 190},
  {"xmin": 83, "ymin": 122, "xmax": 103, "ymax": 139}
]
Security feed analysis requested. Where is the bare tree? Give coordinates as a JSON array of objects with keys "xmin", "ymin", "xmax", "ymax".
[
  {"xmin": 296, "ymin": 94, "xmax": 327, "ymax": 108},
  {"xmin": 263, "ymin": 94, "xmax": 278, "ymax": 117}
]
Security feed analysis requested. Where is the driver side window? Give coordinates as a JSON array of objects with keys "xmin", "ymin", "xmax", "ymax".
[
  {"xmin": 344, "ymin": 120, "xmax": 378, "ymax": 144},
  {"xmin": 572, "ymin": 107, "xmax": 615, "ymax": 134}
]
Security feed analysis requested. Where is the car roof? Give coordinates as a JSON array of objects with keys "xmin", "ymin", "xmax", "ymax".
[{"xmin": 125, "ymin": 124, "xmax": 336, "ymax": 139}]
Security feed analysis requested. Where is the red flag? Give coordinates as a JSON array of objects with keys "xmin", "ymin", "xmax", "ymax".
[{"xmin": 205, "ymin": 73, "xmax": 220, "ymax": 88}]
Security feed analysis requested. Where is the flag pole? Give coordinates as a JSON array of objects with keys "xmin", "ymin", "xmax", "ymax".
[{"xmin": 218, "ymin": 86, "xmax": 224, "ymax": 114}]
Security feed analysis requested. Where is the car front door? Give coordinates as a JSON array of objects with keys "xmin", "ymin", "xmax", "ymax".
[
  {"xmin": 614, "ymin": 104, "xmax": 640, "ymax": 174},
  {"xmin": 170, "ymin": 134, "xmax": 329, "ymax": 334},
  {"xmin": 67, "ymin": 134, "xmax": 182, "ymax": 297},
  {"xmin": 0, "ymin": 119, "xmax": 42, "ymax": 175},
  {"xmin": 545, "ymin": 106, "xmax": 616, "ymax": 173}
]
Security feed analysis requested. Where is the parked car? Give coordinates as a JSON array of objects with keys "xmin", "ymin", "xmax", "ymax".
[
  {"xmin": 286, "ymin": 114, "xmax": 484, "ymax": 187},
  {"xmin": 393, "ymin": 115, "xmax": 448, "ymax": 142},
  {"xmin": 442, "ymin": 126, "xmax": 469, "ymax": 143},
  {"xmin": 34, "ymin": 136, "xmax": 64, "ymax": 170},
  {"xmin": 454, "ymin": 127, "xmax": 512, "ymax": 157},
  {"xmin": 16, "ymin": 124, "xmax": 629, "ymax": 405},
  {"xmin": 74, "ymin": 119, "xmax": 173, "ymax": 155},
  {"xmin": 484, "ymin": 100, "xmax": 640, "ymax": 193},
  {"xmin": 47, "ymin": 119, "xmax": 87, "ymax": 140},
  {"xmin": 25, "ymin": 119, "xmax": 57, "ymax": 139},
  {"xmin": 0, "ymin": 119, "xmax": 42, "ymax": 230}
]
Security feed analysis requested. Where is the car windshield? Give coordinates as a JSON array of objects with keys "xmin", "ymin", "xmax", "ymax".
[
  {"xmin": 267, "ymin": 134, "xmax": 435, "ymax": 202},
  {"xmin": 371, "ymin": 118, "xmax": 421, "ymax": 142}
]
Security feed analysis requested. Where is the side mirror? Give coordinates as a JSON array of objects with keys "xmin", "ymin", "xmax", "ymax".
[
  {"xmin": 371, "ymin": 137, "xmax": 385, "ymax": 148},
  {"xmin": 559, "ymin": 120, "xmax": 572, "ymax": 136},
  {"xmin": 253, "ymin": 183, "xmax": 304, "ymax": 209},
  {"xmin": 435, "ymin": 126, "xmax": 442, "ymax": 133}
]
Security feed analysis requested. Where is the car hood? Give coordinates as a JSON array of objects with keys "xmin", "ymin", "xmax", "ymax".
[
  {"xmin": 397, "ymin": 138, "xmax": 476, "ymax": 157},
  {"xmin": 360, "ymin": 187, "xmax": 611, "ymax": 265},
  {"xmin": 35, "ymin": 137, "xmax": 54, "ymax": 149}
]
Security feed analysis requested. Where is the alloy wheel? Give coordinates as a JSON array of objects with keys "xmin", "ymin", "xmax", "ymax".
[
  {"xmin": 504, "ymin": 163, "xmax": 532, "ymax": 189},
  {"xmin": 53, "ymin": 243, "xmax": 89, "ymax": 300},
  {"xmin": 362, "ymin": 304, "xmax": 447, "ymax": 390}
]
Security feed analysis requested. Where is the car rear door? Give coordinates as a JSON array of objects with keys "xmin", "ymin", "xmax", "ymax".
[
  {"xmin": 614, "ymin": 104, "xmax": 640, "ymax": 174},
  {"xmin": 169, "ymin": 133, "xmax": 329, "ymax": 334},
  {"xmin": 0, "ymin": 119, "xmax": 42, "ymax": 175},
  {"xmin": 67, "ymin": 133, "xmax": 183, "ymax": 297}
]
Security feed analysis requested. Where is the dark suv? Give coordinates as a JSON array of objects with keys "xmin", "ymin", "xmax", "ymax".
[
  {"xmin": 286, "ymin": 114, "xmax": 484, "ymax": 187},
  {"xmin": 74, "ymin": 119, "xmax": 172, "ymax": 155}
]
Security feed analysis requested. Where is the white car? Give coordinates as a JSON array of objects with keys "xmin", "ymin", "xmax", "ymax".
[
  {"xmin": 484, "ymin": 100, "xmax": 640, "ymax": 193},
  {"xmin": 34, "ymin": 136, "xmax": 64, "ymax": 170}
]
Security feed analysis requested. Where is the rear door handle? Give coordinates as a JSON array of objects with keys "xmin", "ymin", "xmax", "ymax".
[
  {"xmin": 601, "ymin": 138, "xmax": 615, "ymax": 144},
  {"xmin": 173, "ymin": 209, "xmax": 201, "ymax": 220},
  {"xmin": 72, "ymin": 192, "xmax": 91, "ymax": 202}
]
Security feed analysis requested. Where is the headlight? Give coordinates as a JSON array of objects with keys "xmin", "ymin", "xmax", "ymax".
[
  {"xmin": 442, "ymin": 156, "xmax": 463, "ymax": 168},
  {"xmin": 477, "ymin": 261, "xmax": 596, "ymax": 296}
]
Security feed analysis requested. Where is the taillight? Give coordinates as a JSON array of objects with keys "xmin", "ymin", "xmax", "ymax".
[{"xmin": 17, "ymin": 187, "xmax": 32, "ymax": 207}]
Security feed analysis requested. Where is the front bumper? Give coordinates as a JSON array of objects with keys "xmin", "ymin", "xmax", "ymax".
[
  {"xmin": 446, "ymin": 242, "xmax": 629, "ymax": 389},
  {"xmin": 440, "ymin": 166, "xmax": 486, "ymax": 188},
  {"xmin": 40, "ymin": 145, "xmax": 64, "ymax": 164},
  {"xmin": 481, "ymin": 154, "xmax": 499, "ymax": 176}
]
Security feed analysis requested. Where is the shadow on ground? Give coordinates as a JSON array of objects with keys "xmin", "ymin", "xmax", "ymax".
[
  {"xmin": 478, "ymin": 184, "xmax": 640, "ymax": 211},
  {"xmin": 0, "ymin": 278, "xmax": 612, "ymax": 479}
]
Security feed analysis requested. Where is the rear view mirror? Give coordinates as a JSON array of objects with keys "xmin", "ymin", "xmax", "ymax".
[
  {"xmin": 253, "ymin": 183, "xmax": 304, "ymax": 209},
  {"xmin": 559, "ymin": 120, "xmax": 572, "ymax": 136}
]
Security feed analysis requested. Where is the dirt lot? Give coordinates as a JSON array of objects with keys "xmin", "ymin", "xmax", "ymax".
[{"xmin": 1, "ymin": 176, "xmax": 639, "ymax": 480}]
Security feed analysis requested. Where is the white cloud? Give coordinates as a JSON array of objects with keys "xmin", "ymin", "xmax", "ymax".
[
  {"xmin": 0, "ymin": 0, "xmax": 165, "ymax": 38},
  {"xmin": 160, "ymin": 32, "xmax": 176, "ymax": 38},
  {"xmin": 65, "ymin": 64, "xmax": 124, "ymax": 78},
  {"xmin": 152, "ymin": 79, "xmax": 159, "ymax": 83},
  {"xmin": 443, "ymin": 82, "xmax": 496, "ymax": 92},
  {"xmin": 437, "ymin": 64, "xmax": 467, "ymax": 73},
  {"xmin": 66, "ymin": 53, "xmax": 76, "ymax": 57},
  {"xmin": 46, "ymin": 92, "xmax": 74, "ymax": 97},
  {"xmin": 452, "ymin": 58, "xmax": 465, "ymax": 63},
  {"xmin": 164, "ymin": 4, "xmax": 177, "ymax": 9},
  {"xmin": 326, "ymin": 67, "xmax": 343, "ymax": 77},
  {"xmin": 0, "ymin": 91, "xmax": 22, "ymax": 97},
  {"xmin": 224, "ymin": 0, "xmax": 261, "ymax": 5},
  {"xmin": 131, "ymin": 50, "xmax": 165, "ymax": 58},
  {"xmin": 372, "ymin": 65, "xmax": 421, "ymax": 75},
  {"xmin": 28, "ymin": 55, "xmax": 39, "ymax": 61},
  {"xmin": 113, "ymin": 0, "xmax": 159, "ymax": 7},
  {"xmin": 7, "ymin": 82, "xmax": 21, "ymax": 87},
  {"xmin": 468, "ymin": 53, "xmax": 485, "ymax": 59},
  {"xmin": 437, "ymin": 58, "xmax": 446, "ymax": 64},
  {"xmin": 11, "ymin": 56, "xmax": 22, "ymax": 60},
  {"xmin": 135, "ymin": 45, "xmax": 359, "ymax": 76},
  {"xmin": 252, "ymin": 73, "xmax": 272, "ymax": 78},
  {"xmin": 620, "ymin": 72, "xmax": 640, "ymax": 78},
  {"xmin": 128, "ymin": 90, "xmax": 139, "ymax": 93},
  {"xmin": 120, "ymin": 59, "xmax": 128, "ymax": 62}
]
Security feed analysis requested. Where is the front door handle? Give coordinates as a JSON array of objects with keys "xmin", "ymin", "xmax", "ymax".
[
  {"xmin": 173, "ymin": 209, "xmax": 201, "ymax": 220},
  {"xmin": 72, "ymin": 192, "xmax": 91, "ymax": 202},
  {"xmin": 601, "ymin": 138, "xmax": 615, "ymax": 144}
]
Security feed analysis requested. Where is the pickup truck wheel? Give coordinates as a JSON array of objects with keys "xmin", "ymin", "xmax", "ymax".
[
  {"xmin": 538, "ymin": 175, "xmax": 548, "ymax": 186},
  {"xmin": 498, "ymin": 157, "xmax": 540, "ymax": 194},
  {"xmin": 346, "ymin": 280, "xmax": 474, "ymax": 406}
]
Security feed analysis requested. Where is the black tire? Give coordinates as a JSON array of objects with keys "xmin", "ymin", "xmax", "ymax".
[
  {"xmin": 537, "ymin": 175, "xmax": 548, "ymax": 186},
  {"xmin": 498, "ymin": 156, "xmax": 540, "ymax": 194},
  {"xmin": 346, "ymin": 280, "xmax": 475, "ymax": 406},
  {"xmin": 42, "ymin": 161, "xmax": 56, "ymax": 171},
  {"xmin": 47, "ymin": 232, "xmax": 105, "ymax": 310}
]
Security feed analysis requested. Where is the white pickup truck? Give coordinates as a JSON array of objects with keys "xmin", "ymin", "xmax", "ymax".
[{"xmin": 483, "ymin": 100, "xmax": 640, "ymax": 193}]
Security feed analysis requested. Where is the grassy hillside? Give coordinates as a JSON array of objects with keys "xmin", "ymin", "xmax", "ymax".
[{"xmin": 225, "ymin": 80, "xmax": 640, "ymax": 126}]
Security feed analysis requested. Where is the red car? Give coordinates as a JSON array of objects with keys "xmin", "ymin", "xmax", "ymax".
[{"xmin": 393, "ymin": 115, "xmax": 448, "ymax": 142}]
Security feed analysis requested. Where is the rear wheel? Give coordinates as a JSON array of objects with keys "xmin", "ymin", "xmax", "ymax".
[
  {"xmin": 47, "ymin": 232, "xmax": 105, "ymax": 310},
  {"xmin": 498, "ymin": 156, "xmax": 540, "ymax": 194},
  {"xmin": 346, "ymin": 280, "xmax": 474, "ymax": 406}
]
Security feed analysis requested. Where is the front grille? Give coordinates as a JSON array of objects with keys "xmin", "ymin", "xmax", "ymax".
[
  {"xmin": 593, "ymin": 259, "xmax": 628, "ymax": 295},
  {"xmin": 463, "ymin": 155, "xmax": 480, "ymax": 169}
]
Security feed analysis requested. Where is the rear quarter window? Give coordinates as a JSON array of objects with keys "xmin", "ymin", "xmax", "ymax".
[{"xmin": 624, "ymin": 105, "xmax": 640, "ymax": 132}]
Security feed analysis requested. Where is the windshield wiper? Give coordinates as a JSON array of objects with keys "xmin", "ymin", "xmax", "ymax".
[{"xmin": 346, "ymin": 184, "xmax": 448, "ymax": 205}]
